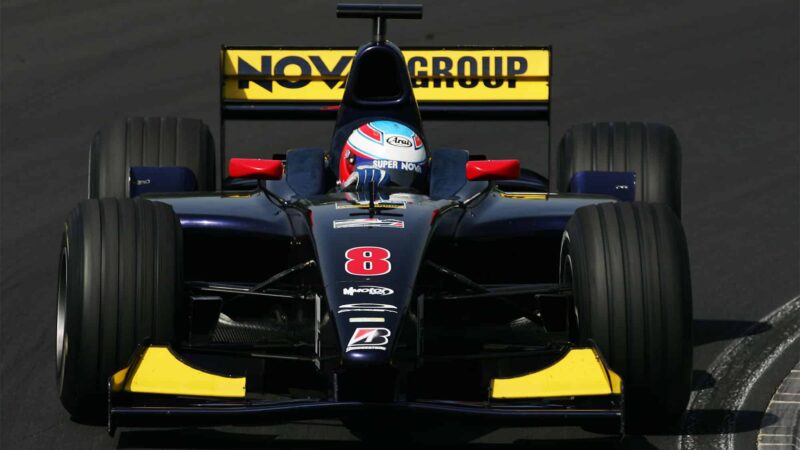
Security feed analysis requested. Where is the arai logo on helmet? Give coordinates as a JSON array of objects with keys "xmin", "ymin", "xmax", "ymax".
[{"xmin": 387, "ymin": 135, "xmax": 413, "ymax": 148}]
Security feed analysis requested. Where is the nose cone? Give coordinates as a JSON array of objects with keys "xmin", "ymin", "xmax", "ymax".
[
  {"xmin": 332, "ymin": 288, "xmax": 410, "ymax": 366},
  {"xmin": 309, "ymin": 196, "xmax": 436, "ymax": 368}
]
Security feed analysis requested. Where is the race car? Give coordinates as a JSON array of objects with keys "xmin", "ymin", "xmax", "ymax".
[{"xmin": 56, "ymin": 3, "xmax": 692, "ymax": 437}]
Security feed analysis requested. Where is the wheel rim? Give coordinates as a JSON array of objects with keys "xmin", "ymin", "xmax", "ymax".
[
  {"xmin": 560, "ymin": 249, "xmax": 580, "ymax": 342},
  {"xmin": 56, "ymin": 246, "xmax": 67, "ymax": 392}
]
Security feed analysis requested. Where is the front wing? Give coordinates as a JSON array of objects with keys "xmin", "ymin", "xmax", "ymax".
[{"xmin": 108, "ymin": 345, "xmax": 623, "ymax": 434}]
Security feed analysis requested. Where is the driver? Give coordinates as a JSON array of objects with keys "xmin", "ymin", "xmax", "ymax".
[{"xmin": 339, "ymin": 120, "xmax": 428, "ymax": 191}]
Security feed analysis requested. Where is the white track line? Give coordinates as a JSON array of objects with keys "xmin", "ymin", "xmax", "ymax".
[
  {"xmin": 681, "ymin": 295, "xmax": 800, "ymax": 450},
  {"xmin": 759, "ymin": 362, "xmax": 800, "ymax": 450}
]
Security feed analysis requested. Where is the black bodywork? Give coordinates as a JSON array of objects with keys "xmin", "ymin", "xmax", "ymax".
[
  {"xmin": 110, "ymin": 4, "xmax": 623, "ymax": 431},
  {"xmin": 110, "ymin": 187, "xmax": 618, "ymax": 430}
]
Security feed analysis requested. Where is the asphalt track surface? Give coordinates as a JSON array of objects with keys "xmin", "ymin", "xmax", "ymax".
[{"xmin": 1, "ymin": 1, "xmax": 798, "ymax": 449}]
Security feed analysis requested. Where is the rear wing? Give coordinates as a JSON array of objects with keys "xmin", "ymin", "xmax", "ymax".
[{"xmin": 220, "ymin": 46, "xmax": 551, "ymax": 121}]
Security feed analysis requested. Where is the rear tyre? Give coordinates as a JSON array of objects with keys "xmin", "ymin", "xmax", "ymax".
[
  {"xmin": 561, "ymin": 202, "xmax": 692, "ymax": 426},
  {"xmin": 56, "ymin": 198, "xmax": 183, "ymax": 418},
  {"xmin": 88, "ymin": 117, "xmax": 216, "ymax": 198},
  {"xmin": 556, "ymin": 122, "xmax": 682, "ymax": 217}
]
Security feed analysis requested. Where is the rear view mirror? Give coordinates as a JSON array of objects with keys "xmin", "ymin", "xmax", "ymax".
[
  {"xmin": 465, "ymin": 160, "xmax": 520, "ymax": 181},
  {"xmin": 228, "ymin": 158, "xmax": 284, "ymax": 180}
]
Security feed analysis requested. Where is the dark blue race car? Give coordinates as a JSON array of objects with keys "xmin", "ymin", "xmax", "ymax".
[{"xmin": 56, "ymin": 3, "xmax": 692, "ymax": 438}]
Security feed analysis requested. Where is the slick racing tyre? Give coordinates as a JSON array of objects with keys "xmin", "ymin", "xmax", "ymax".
[
  {"xmin": 56, "ymin": 198, "xmax": 183, "ymax": 419},
  {"xmin": 556, "ymin": 122, "xmax": 682, "ymax": 217},
  {"xmin": 561, "ymin": 202, "xmax": 692, "ymax": 424},
  {"xmin": 88, "ymin": 117, "xmax": 216, "ymax": 198}
]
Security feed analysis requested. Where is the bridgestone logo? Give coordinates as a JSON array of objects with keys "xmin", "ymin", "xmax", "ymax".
[
  {"xmin": 346, "ymin": 327, "xmax": 391, "ymax": 352},
  {"xmin": 342, "ymin": 286, "xmax": 394, "ymax": 296}
]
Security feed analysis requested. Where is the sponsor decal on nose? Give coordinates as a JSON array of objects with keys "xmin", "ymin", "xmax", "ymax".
[
  {"xmin": 348, "ymin": 317, "xmax": 385, "ymax": 323},
  {"xmin": 333, "ymin": 218, "xmax": 404, "ymax": 229},
  {"xmin": 346, "ymin": 327, "xmax": 391, "ymax": 352},
  {"xmin": 342, "ymin": 286, "xmax": 395, "ymax": 296},
  {"xmin": 338, "ymin": 303, "xmax": 398, "ymax": 313}
]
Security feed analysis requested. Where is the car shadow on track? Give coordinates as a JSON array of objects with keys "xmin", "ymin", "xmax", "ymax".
[
  {"xmin": 116, "ymin": 427, "xmax": 650, "ymax": 450},
  {"xmin": 112, "ymin": 410, "xmax": 777, "ymax": 449},
  {"xmin": 681, "ymin": 410, "xmax": 778, "ymax": 435},
  {"xmin": 693, "ymin": 319, "xmax": 771, "ymax": 346}
]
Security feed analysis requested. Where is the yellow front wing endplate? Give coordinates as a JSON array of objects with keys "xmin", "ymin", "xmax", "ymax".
[
  {"xmin": 111, "ymin": 346, "xmax": 246, "ymax": 398},
  {"xmin": 491, "ymin": 348, "xmax": 622, "ymax": 399}
]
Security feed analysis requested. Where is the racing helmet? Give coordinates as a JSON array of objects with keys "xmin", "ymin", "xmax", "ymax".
[{"xmin": 339, "ymin": 120, "xmax": 428, "ymax": 191}]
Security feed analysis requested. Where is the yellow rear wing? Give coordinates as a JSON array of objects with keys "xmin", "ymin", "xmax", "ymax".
[{"xmin": 220, "ymin": 46, "xmax": 551, "ymax": 120}]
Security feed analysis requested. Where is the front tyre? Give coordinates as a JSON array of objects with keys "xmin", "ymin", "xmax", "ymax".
[
  {"xmin": 562, "ymin": 202, "xmax": 692, "ymax": 425},
  {"xmin": 57, "ymin": 198, "xmax": 183, "ymax": 419}
]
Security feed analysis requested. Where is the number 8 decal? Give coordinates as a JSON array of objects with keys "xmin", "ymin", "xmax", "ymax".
[{"xmin": 345, "ymin": 246, "xmax": 391, "ymax": 276}]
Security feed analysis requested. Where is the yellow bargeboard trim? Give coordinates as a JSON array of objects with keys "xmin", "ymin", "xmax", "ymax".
[
  {"xmin": 491, "ymin": 348, "xmax": 622, "ymax": 399},
  {"xmin": 111, "ymin": 346, "xmax": 246, "ymax": 398},
  {"xmin": 498, "ymin": 192, "xmax": 548, "ymax": 200},
  {"xmin": 223, "ymin": 48, "xmax": 550, "ymax": 102}
]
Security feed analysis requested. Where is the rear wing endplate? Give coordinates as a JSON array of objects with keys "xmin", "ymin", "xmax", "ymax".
[{"xmin": 220, "ymin": 46, "xmax": 551, "ymax": 121}]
